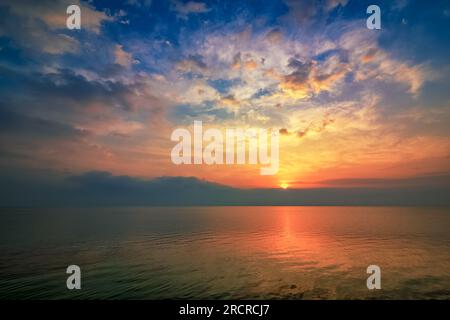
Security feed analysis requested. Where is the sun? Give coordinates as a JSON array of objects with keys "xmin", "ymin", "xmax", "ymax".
[{"xmin": 280, "ymin": 183, "xmax": 289, "ymax": 189}]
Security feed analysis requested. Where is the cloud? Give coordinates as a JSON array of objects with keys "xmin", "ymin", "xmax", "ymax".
[
  {"xmin": 265, "ymin": 29, "xmax": 284, "ymax": 44},
  {"xmin": 244, "ymin": 59, "xmax": 258, "ymax": 70},
  {"xmin": 282, "ymin": 0, "xmax": 349, "ymax": 25},
  {"xmin": 339, "ymin": 28, "xmax": 429, "ymax": 95},
  {"xmin": 0, "ymin": 0, "xmax": 112, "ymax": 55},
  {"xmin": 175, "ymin": 54, "xmax": 208, "ymax": 74},
  {"xmin": 231, "ymin": 52, "xmax": 242, "ymax": 69},
  {"xmin": 0, "ymin": 10, "xmax": 79, "ymax": 54},
  {"xmin": 2, "ymin": 0, "xmax": 112, "ymax": 33},
  {"xmin": 281, "ymin": 58, "xmax": 315, "ymax": 98},
  {"xmin": 229, "ymin": 51, "xmax": 260, "ymax": 71},
  {"xmin": 296, "ymin": 117, "xmax": 335, "ymax": 138},
  {"xmin": 15, "ymin": 67, "xmax": 135, "ymax": 110},
  {"xmin": 325, "ymin": 0, "xmax": 349, "ymax": 11},
  {"xmin": 177, "ymin": 81, "xmax": 220, "ymax": 104},
  {"xmin": 1, "ymin": 170, "xmax": 449, "ymax": 206},
  {"xmin": 0, "ymin": 0, "xmax": 448, "ymax": 190},
  {"xmin": 278, "ymin": 112, "xmax": 336, "ymax": 139},
  {"xmin": 75, "ymin": 117, "xmax": 145, "ymax": 137},
  {"xmin": 0, "ymin": 108, "xmax": 86, "ymax": 139},
  {"xmin": 280, "ymin": 55, "xmax": 348, "ymax": 99},
  {"xmin": 0, "ymin": 65, "xmax": 170, "ymax": 117},
  {"xmin": 171, "ymin": 1, "xmax": 210, "ymax": 18},
  {"xmin": 219, "ymin": 94, "xmax": 240, "ymax": 107},
  {"xmin": 0, "ymin": 107, "xmax": 95, "ymax": 173},
  {"xmin": 0, "ymin": 63, "xmax": 174, "ymax": 176},
  {"xmin": 279, "ymin": 128, "xmax": 290, "ymax": 135},
  {"xmin": 114, "ymin": 45, "xmax": 134, "ymax": 68}
]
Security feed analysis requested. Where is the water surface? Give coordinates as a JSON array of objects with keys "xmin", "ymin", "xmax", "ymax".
[{"xmin": 0, "ymin": 206, "xmax": 449, "ymax": 299}]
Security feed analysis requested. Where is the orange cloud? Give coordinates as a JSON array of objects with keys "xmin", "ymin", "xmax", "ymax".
[{"xmin": 244, "ymin": 59, "xmax": 258, "ymax": 70}]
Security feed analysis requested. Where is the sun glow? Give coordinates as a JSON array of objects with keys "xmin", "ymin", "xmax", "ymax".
[{"xmin": 280, "ymin": 183, "xmax": 289, "ymax": 189}]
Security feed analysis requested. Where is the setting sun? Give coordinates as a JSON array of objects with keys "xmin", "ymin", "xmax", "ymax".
[{"xmin": 280, "ymin": 183, "xmax": 289, "ymax": 189}]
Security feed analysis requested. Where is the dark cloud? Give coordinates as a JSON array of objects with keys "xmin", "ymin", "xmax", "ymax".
[
  {"xmin": 285, "ymin": 58, "xmax": 314, "ymax": 86},
  {"xmin": 231, "ymin": 52, "xmax": 241, "ymax": 68},
  {"xmin": 0, "ymin": 105, "xmax": 91, "ymax": 171},
  {"xmin": 0, "ymin": 0, "xmax": 111, "ymax": 55},
  {"xmin": 0, "ymin": 66, "xmax": 134, "ymax": 112},
  {"xmin": 314, "ymin": 48, "xmax": 349, "ymax": 64},
  {"xmin": 294, "ymin": 117, "xmax": 335, "ymax": 138},
  {"xmin": 0, "ymin": 108, "xmax": 86, "ymax": 138},
  {"xmin": 30, "ymin": 69, "xmax": 134, "ymax": 109},
  {"xmin": 282, "ymin": 0, "xmax": 348, "ymax": 25},
  {"xmin": 187, "ymin": 54, "xmax": 207, "ymax": 69},
  {"xmin": 0, "ymin": 63, "xmax": 168, "ymax": 173},
  {"xmin": 1, "ymin": 170, "xmax": 449, "ymax": 207},
  {"xmin": 279, "ymin": 128, "xmax": 290, "ymax": 135}
]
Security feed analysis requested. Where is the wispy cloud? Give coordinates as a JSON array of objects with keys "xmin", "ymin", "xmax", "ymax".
[{"xmin": 171, "ymin": 1, "xmax": 210, "ymax": 18}]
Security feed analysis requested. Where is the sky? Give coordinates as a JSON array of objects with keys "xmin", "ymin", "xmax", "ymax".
[{"xmin": 0, "ymin": 0, "xmax": 450, "ymax": 194}]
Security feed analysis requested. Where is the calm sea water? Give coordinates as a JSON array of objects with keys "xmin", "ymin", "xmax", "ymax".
[{"xmin": 0, "ymin": 206, "xmax": 449, "ymax": 299}]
